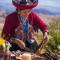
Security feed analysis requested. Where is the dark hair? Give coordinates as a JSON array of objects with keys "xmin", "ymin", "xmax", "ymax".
[{"xmin": 16, "ymin": 9, "xmax": 23, "ymax": 12}]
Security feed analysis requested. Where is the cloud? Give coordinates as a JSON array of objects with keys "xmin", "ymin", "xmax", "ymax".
[
  {"xmin": 0, "ymin": 0, "xmax": 12, "ymax": 3},
  {"xmin": 38, "ymin": 0, "xmax": 60, "ymax": 7},
  {"xmin": 0, "ymin": 0, "xmax": 60, "ymax": 8},
  {"xmin": 0, "ymin": 0, "xmax": 60, "ymax": 10}
]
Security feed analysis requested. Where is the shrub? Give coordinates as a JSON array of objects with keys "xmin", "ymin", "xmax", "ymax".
[{"xmin": 48, "ymin": 21, "xmax": 60, "ymax": 52}]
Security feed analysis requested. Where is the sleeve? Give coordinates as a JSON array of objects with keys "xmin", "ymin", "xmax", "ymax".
[
  {"xmin": 1, "ymin": 16, "xmax": 12, "ymax": 40},
  {"xmin": 33, "ymin": 13, "xmax": 48, "ymax": 33}
]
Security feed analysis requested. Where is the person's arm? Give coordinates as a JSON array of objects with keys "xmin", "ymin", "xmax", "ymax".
[
  {"xmin": 1, "ymin": 16, "xmax": 26, "ymax": 49},
  {"xmin": 10, "ymin": 38, "xmax": 26, "ymax": 49},
  {"xmin": 32, "ymin": 13, "xmax": 48, "ymax": 33},
  {"xmin": 1, "ymin": 16, "xmax": 12, "ymax": 40},
  {"xmin": 32, "ymin": 13, "xmax": 49, "ymax": 44}
]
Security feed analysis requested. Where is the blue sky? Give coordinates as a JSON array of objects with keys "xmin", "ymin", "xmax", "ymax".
[
  {"xmin": 0, "ymin": 0, "xmax": 60, "ymax": 8},
  {"xmin": 37, "ymin": 0, "xmax": 60, "ymax": 8},
  {"xmin": 0, "ymin": 0, "xmax": 60, "ymax": 15}
]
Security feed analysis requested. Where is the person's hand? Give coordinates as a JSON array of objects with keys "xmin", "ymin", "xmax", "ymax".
[
  {"xmin": 14, "ymin": 38, "xmax": 26, "ymax": 49},
  {"xmin": 43, "ymin": 32, "xmax": 49, "ymax": 45}
]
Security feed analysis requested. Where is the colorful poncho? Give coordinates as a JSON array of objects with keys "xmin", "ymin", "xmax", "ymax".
[{"xmin": 14, "ymin": 16, "xmax": 35, "ymax": 43}]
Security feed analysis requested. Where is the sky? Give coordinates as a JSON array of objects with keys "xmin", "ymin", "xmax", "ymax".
[
  {"xmin": 0, "ymin": 0, "xmax": 60, "ymax": 15},
  {"xmin": 0, "ymin": 0, "xmax": 60, "ymax": 8},
  {"xmin": 37, "ymin": 0, "xmax": 60, "ymax": 8}
]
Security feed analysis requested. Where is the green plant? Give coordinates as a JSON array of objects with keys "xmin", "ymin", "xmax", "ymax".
[{"xmin": 48, "ymin": 21, "xmax": 60, "ymax": 53}]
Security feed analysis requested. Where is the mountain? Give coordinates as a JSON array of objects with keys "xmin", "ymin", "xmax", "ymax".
[
  {"xmin": 33, "ymin": 6, "xmax": 60, "ymax": 16},
  {"xmin": 33, "ymin": 8, "xmax": 53, "ymax": 15},
  {"xmin": 0, "ymin": 3, "xmax": 15, "ymax": 14},
  {"xmin": 0, "ymin": 3, "xmax": 60, "ymax": 15}
]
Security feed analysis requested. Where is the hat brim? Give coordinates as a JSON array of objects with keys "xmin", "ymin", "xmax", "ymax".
[{"xmin": 12, "ymin": 1, "xmax": 38, "ymax": 9}]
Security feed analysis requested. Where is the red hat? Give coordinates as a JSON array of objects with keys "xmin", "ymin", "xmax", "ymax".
[{"xmin": 12, "ymin": 0, "xmax": 38, "ymax": 9}]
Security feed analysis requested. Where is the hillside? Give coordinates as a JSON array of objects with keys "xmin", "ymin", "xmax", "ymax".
[{"xmin": 39, "ymin": 14, "xmax": 60, "ymax": 24}]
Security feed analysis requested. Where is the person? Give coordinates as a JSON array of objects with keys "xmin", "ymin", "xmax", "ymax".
[{"xmin": 1, "ymin": 0, "xmax": 49, "ymax": 52}]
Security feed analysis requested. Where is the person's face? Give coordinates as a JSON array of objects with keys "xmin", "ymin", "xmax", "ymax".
[{"xmin": 17, "ymin": 9, "xmax": 31, "ymax": 18}]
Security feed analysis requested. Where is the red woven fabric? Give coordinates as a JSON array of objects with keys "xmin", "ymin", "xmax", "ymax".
[
  {"xmin": 2, "ymin": 12, "xmax": 48, "ymax": 39},
  {"xmin": 12, "ymin": 1, "xmax": 38, "ymax": 9}
]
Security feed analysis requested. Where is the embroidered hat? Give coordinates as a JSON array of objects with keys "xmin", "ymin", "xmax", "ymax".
[{"xmin": 12, "ymin": 0, "xmax": 38, "ymax": 9}]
